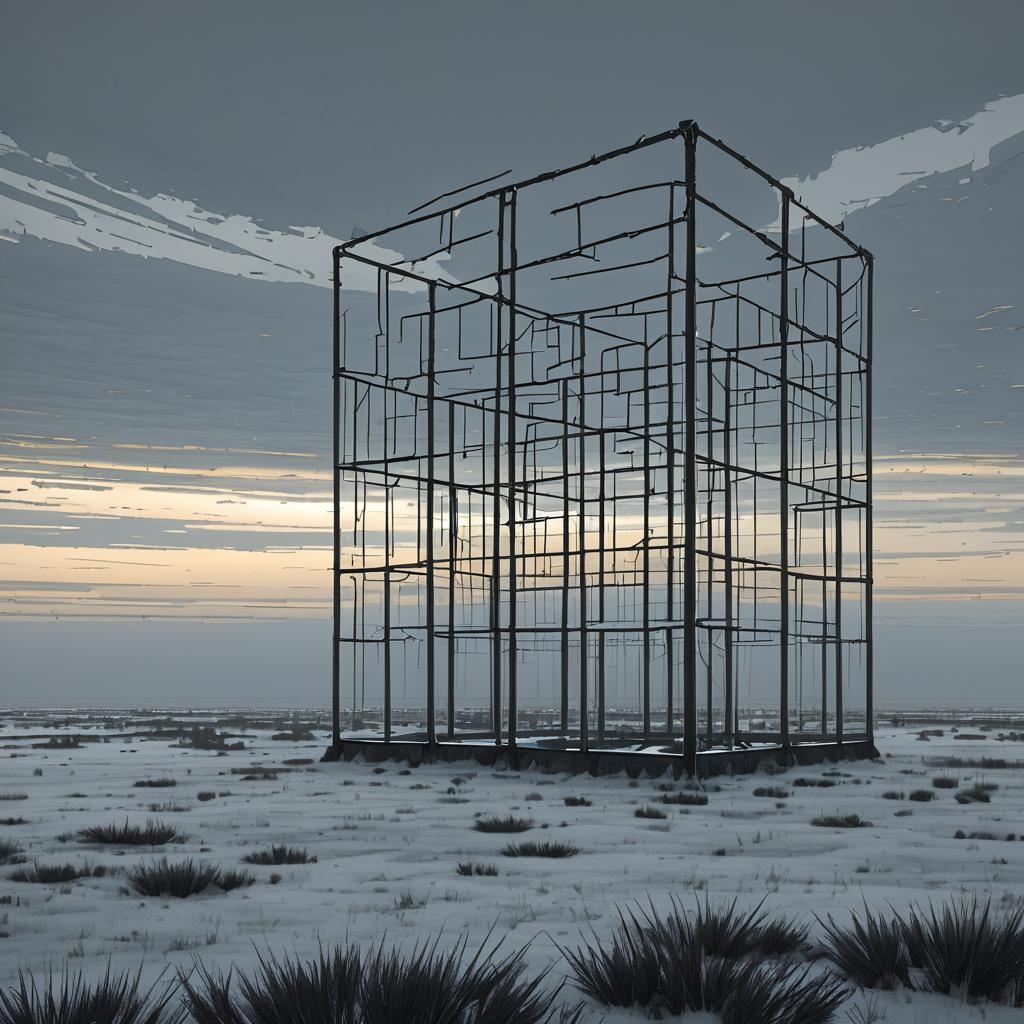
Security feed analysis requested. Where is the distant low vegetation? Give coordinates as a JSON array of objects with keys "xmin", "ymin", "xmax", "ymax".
[
  {"xmin": 564, "ymin": 796, "xmax": 591, "ymax": 807},
  {"xmin": 242, "ymin": 845, "xmax": 316, "ymax": 865},
  {"xmin": 77, "ymin": 819, "xmax": 185, "ymax": 845},
  {"xmin": 127, "ymin": 858, "xmax": 253, "ymax": 898},
  {"xmin": 812, "ymin": 814, "xmax": 870, "ymax": 828},
  {"xmin": 9, "ymin": 862, "xmax": 108, "ymax": 884},
  {"xmin": 474, "ymin": 815, "xmax": 533, "ymax": 833},
  {"xmin": 502, "ymin": 840, "xmax": 579, "ymax": 858}
]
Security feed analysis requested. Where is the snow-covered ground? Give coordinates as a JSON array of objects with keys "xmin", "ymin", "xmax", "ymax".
[{"xmin": 2, "ymin": 714, "xmax": 1023, "ymax": 1023}]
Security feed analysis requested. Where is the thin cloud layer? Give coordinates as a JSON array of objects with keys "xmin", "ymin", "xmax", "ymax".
[
  {"xmin": 770, "ymin": 93, "xmax": 1024, "ymax": 228},
  {"xmin": 0, "ymin": 131, "xmax": 446, "ymax": 292}
]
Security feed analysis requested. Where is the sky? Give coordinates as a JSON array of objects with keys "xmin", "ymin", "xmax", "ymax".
[{"xmin": 1, "ymin": 0, "xmax": 1023, "ymax": 707}]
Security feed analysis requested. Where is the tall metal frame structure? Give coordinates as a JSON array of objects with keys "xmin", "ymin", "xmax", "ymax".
[{"xmin": 329, "ymin": 122, "xmax": 874, "ymax": 774}]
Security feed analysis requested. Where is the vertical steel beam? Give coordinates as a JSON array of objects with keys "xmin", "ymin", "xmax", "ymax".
[
  {"xmin": 706, "ymin": 317, "xmax": 714, "ymax": 746},
  {"xmin": 561, "ymin": 377, "xmax": 570, "ymax": 734},
  {"xmin": 447, "ymin": 401, "xmax": 456, "ymax": 737},
  {"xmin": 723, "ymin": 351, "xmax": 734, "ymax": 741},
  {"xmin": 506, "ymin": 190, "xmax": 519, "ymax": 750},
  {"xmin": 865, "ymin": 255, "xmax": 874, "ymax": 743},
  {"xmin": 642, "ymin": 340, "xmax": 651, "ymax": 741},
  {"xmin": 331, "ymin": 250, "xmax": 341, "ymax": 750},
  {"xmin": 779, "ymin": 193, "xmax": 791, "ymax": 753},
  {"xmin": 383, "ymin": 385, "xmax": 392, "ymax": 743},
  {"xmin": 834, "ymin": 259, "xmax": 844, "ymax": 746},
  {"xmin": 578, "ymin": 314, "xmax": 589, "ymax": 753},
  {"xmin": 665, "ymin": 185, "xmax": 676, "ymax": 736},
  {"xmin": 682, "ymin": 125, "xmax": 699, "ymax": 775},
  {"xmin": 425, "ymin": 283, "xmax": 437, "ymax": 746},
  {"xmin": 597, "ymin": 430, "xmax": 607, "ymax": 742},
  {"xmin": 491, "ymin": 194, "xmax": 506, "ymax": 746}
]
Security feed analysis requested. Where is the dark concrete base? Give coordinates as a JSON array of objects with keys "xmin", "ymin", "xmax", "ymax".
[{"xmin": 321, "ymin": 736, "xmax": 879, "ymax": 778}]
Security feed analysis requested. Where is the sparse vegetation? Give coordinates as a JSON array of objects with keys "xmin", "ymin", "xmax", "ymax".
[
  {"xmin": 241, "ymin": 845, "xmax": 317, "ymax": 865},
  {"xmin": 811, "ymin": 814, "xmax": 870, "ymax": 828},
  {"xmin": 634, "ymin": 805, "xmax": 667, "ymax": 820},
  {"xmin": 133, "ymin": 778, "xmax": 177, "ymax": 788},
  {"xmin": 503, "ymin": 841, "xmax": 580, "ymax": 858},
  {"xmin": 127, "ymin": 858, "xmax": 220, "ymax": 898},
  {"xmin": 474, "ymin": 815, "xmax": 533, "ymax": 833},
  {"xmin": 819, "ymin": 897, "xmax": 1024, "ymax": 1003},
  {"xmin": 561, "ymin": 898, "xmax": 843, "ymax": 1019},
  {"xmin": 932, "ymin": 775, "xmax": 958, "ymax": 789},
  {"xmin": 0, "ymin": 966, "xmax": 181, "ymax": 1024},
  {"xmin": 881, "ymin": 790, "xmax": 904, "ymax": 800},
  {"xmin": 792, "ymin": 778, "xmax": 836, "ymax": 788},
  {"xmin": 457, "ymin": 862, "xmax": 498, "ymax": 876},
  {"xmin": 147, "ymin": 801, "xmax": 191, "ymax": 813},
  {"xmin": 180, "ymin": 933, "xmax": 582, "ymax": 1024},
  {"xmin": 564, "ymin": 796, "xmax": 591, "ymax": 807},
  {"xmin": 928, "ymin": 756, "xmax": 1012, "ymax": 770},
  {"xmin": 658, "ymin": 792, "xmax": 708, "ymax": 806},
  {"xmin": 908, "ymin": 789, "xmax": 934, "ymax": 802},
  {"xmin": 818, "ymin": 904, "xmax": 911, "ymax": 989},
  {"xmin": 9, "ymin": 862, "xmax": 105, "ymax": 884},
  {"xmin": 0, "ymin": 839, "xmax": 24, "ymax": 865},
  {"xmin": 78, "ymin": 819, "xmax": 185, "ymax": 846},
  {"xmin": 0, "ymin": 818, "xmax": 27, "ymax": 827},
  {"xmin": 752, "ymin": 786, "xmax": 789, "ymax": 799},
  {"xmin": 956, "ymin": 783, "xmax": 993, "ymax": 804},
  {"xmin": 217, "ymin": 867, "xmax": 256, "ymax": 891}
]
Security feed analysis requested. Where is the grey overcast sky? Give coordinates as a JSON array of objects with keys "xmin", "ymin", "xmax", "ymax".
[{"xmin": 2, "ymin": 1, "xmax": 1023, "ymax": 707}]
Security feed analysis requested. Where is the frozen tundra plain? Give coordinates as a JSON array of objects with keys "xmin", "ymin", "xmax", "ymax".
[{"xmin": 2, "ymin": 713, "xmax": 1024, "ymax": 1023}]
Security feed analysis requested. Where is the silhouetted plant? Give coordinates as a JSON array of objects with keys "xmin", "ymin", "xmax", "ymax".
[
  {"xmin": 78, "ymin": 819, "xmax": 185, "ymax": 845},
  {"xmin": 0, "ymin": 839, "xmax": 24, "ymax": 865},
  {"xmin": 242, "ymin": 845, "xmax": 316, "ymax": 865},
  {"xmin": 634, "ymin": 806, "xmax": 667, "ymax": 820},
  {"xmin": 563, "ymin": 797, "xmax": 591, "ymax": 807},
  {"xmin": 502, "ymin": 841, "xmax": 579, "ymax": 859},
  {"xmin": 456, "ymin": 862, "xmax": 498, "ymax": 876},
  {"xmin": 127, "ymin": 858, "xmax": 219, "ymax": 898},
  {"xmin": 217, "ymin": 867, "xmax": 256, "ymax": 891},
  {"xmin": 474, "ymin": 815, "xmax": 533, "ymax": 834},
  {"xmin": 561, "ymin": 900, "xmax": 844, "ymax": 1019},
  {"xmin": 181, "ymin": 946, "xmax": 360, "ymax": 1024},
  {"xmin": 182, "ymin": 932, "xmax": 572, "ymax": 1024},
  {"xmin": 907, "ymin": 790, "xmax": 934, "ymax": 802},
  {"xmin": 901, "ymin": 897, "xmax": 1024, "ymax": 1001},
  {"xmin": 811, "ymin": 814, "xmax": 869, "ymax": 828},
  {"xmin": 955, "ymin": 783, "xmax": 993, "ymax": 804},
  {"xmin": 0, "ymin": 965, "xmax": 182, "ymax": 1024},
  {"xmin": 9, "ymin": 862, "xmax": 101, "ymax": 884},
  {"xmin": 658, "ymin": 792, "xmax": 708, "ymax": 806},
  {"xmin": 817, "ymin": 905, "xmax": 912, "ymax": 989}
]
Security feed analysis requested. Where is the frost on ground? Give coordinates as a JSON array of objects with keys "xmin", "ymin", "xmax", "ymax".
[{"xmin": 1, "ymin": 713, "xmax": 1023, "ymax": 1023}]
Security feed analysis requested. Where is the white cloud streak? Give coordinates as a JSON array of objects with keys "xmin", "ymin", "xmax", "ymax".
[
  {"xmin": 0, "ymin": 131, "xmax": 445, "ymax": 292},
  {"xmin": 770, "ymin": 93, "xmax": 1024, "ymax": 230}
]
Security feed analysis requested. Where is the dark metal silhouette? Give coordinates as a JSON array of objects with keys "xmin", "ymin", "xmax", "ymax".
[{"xmin": 328, "ymin": 122, "xmax": 874, "ymax": 773}]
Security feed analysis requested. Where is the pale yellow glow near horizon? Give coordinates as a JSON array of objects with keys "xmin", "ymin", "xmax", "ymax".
[{"xmin": 1, "ymin": 450, "xmax": 1022, "ymax": 619}]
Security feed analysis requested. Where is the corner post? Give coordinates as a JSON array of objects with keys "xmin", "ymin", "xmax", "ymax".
[
  {"xmin": 682, "ymin": 122, "xmax": 699, "ymax": 776},
  {"xmin": 331, "ymin": 248, "xmax": 342, "ymax": 752},
  {"xmin": 779, "ymin": 193, "xmax": 791, "ymax": 756}
]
